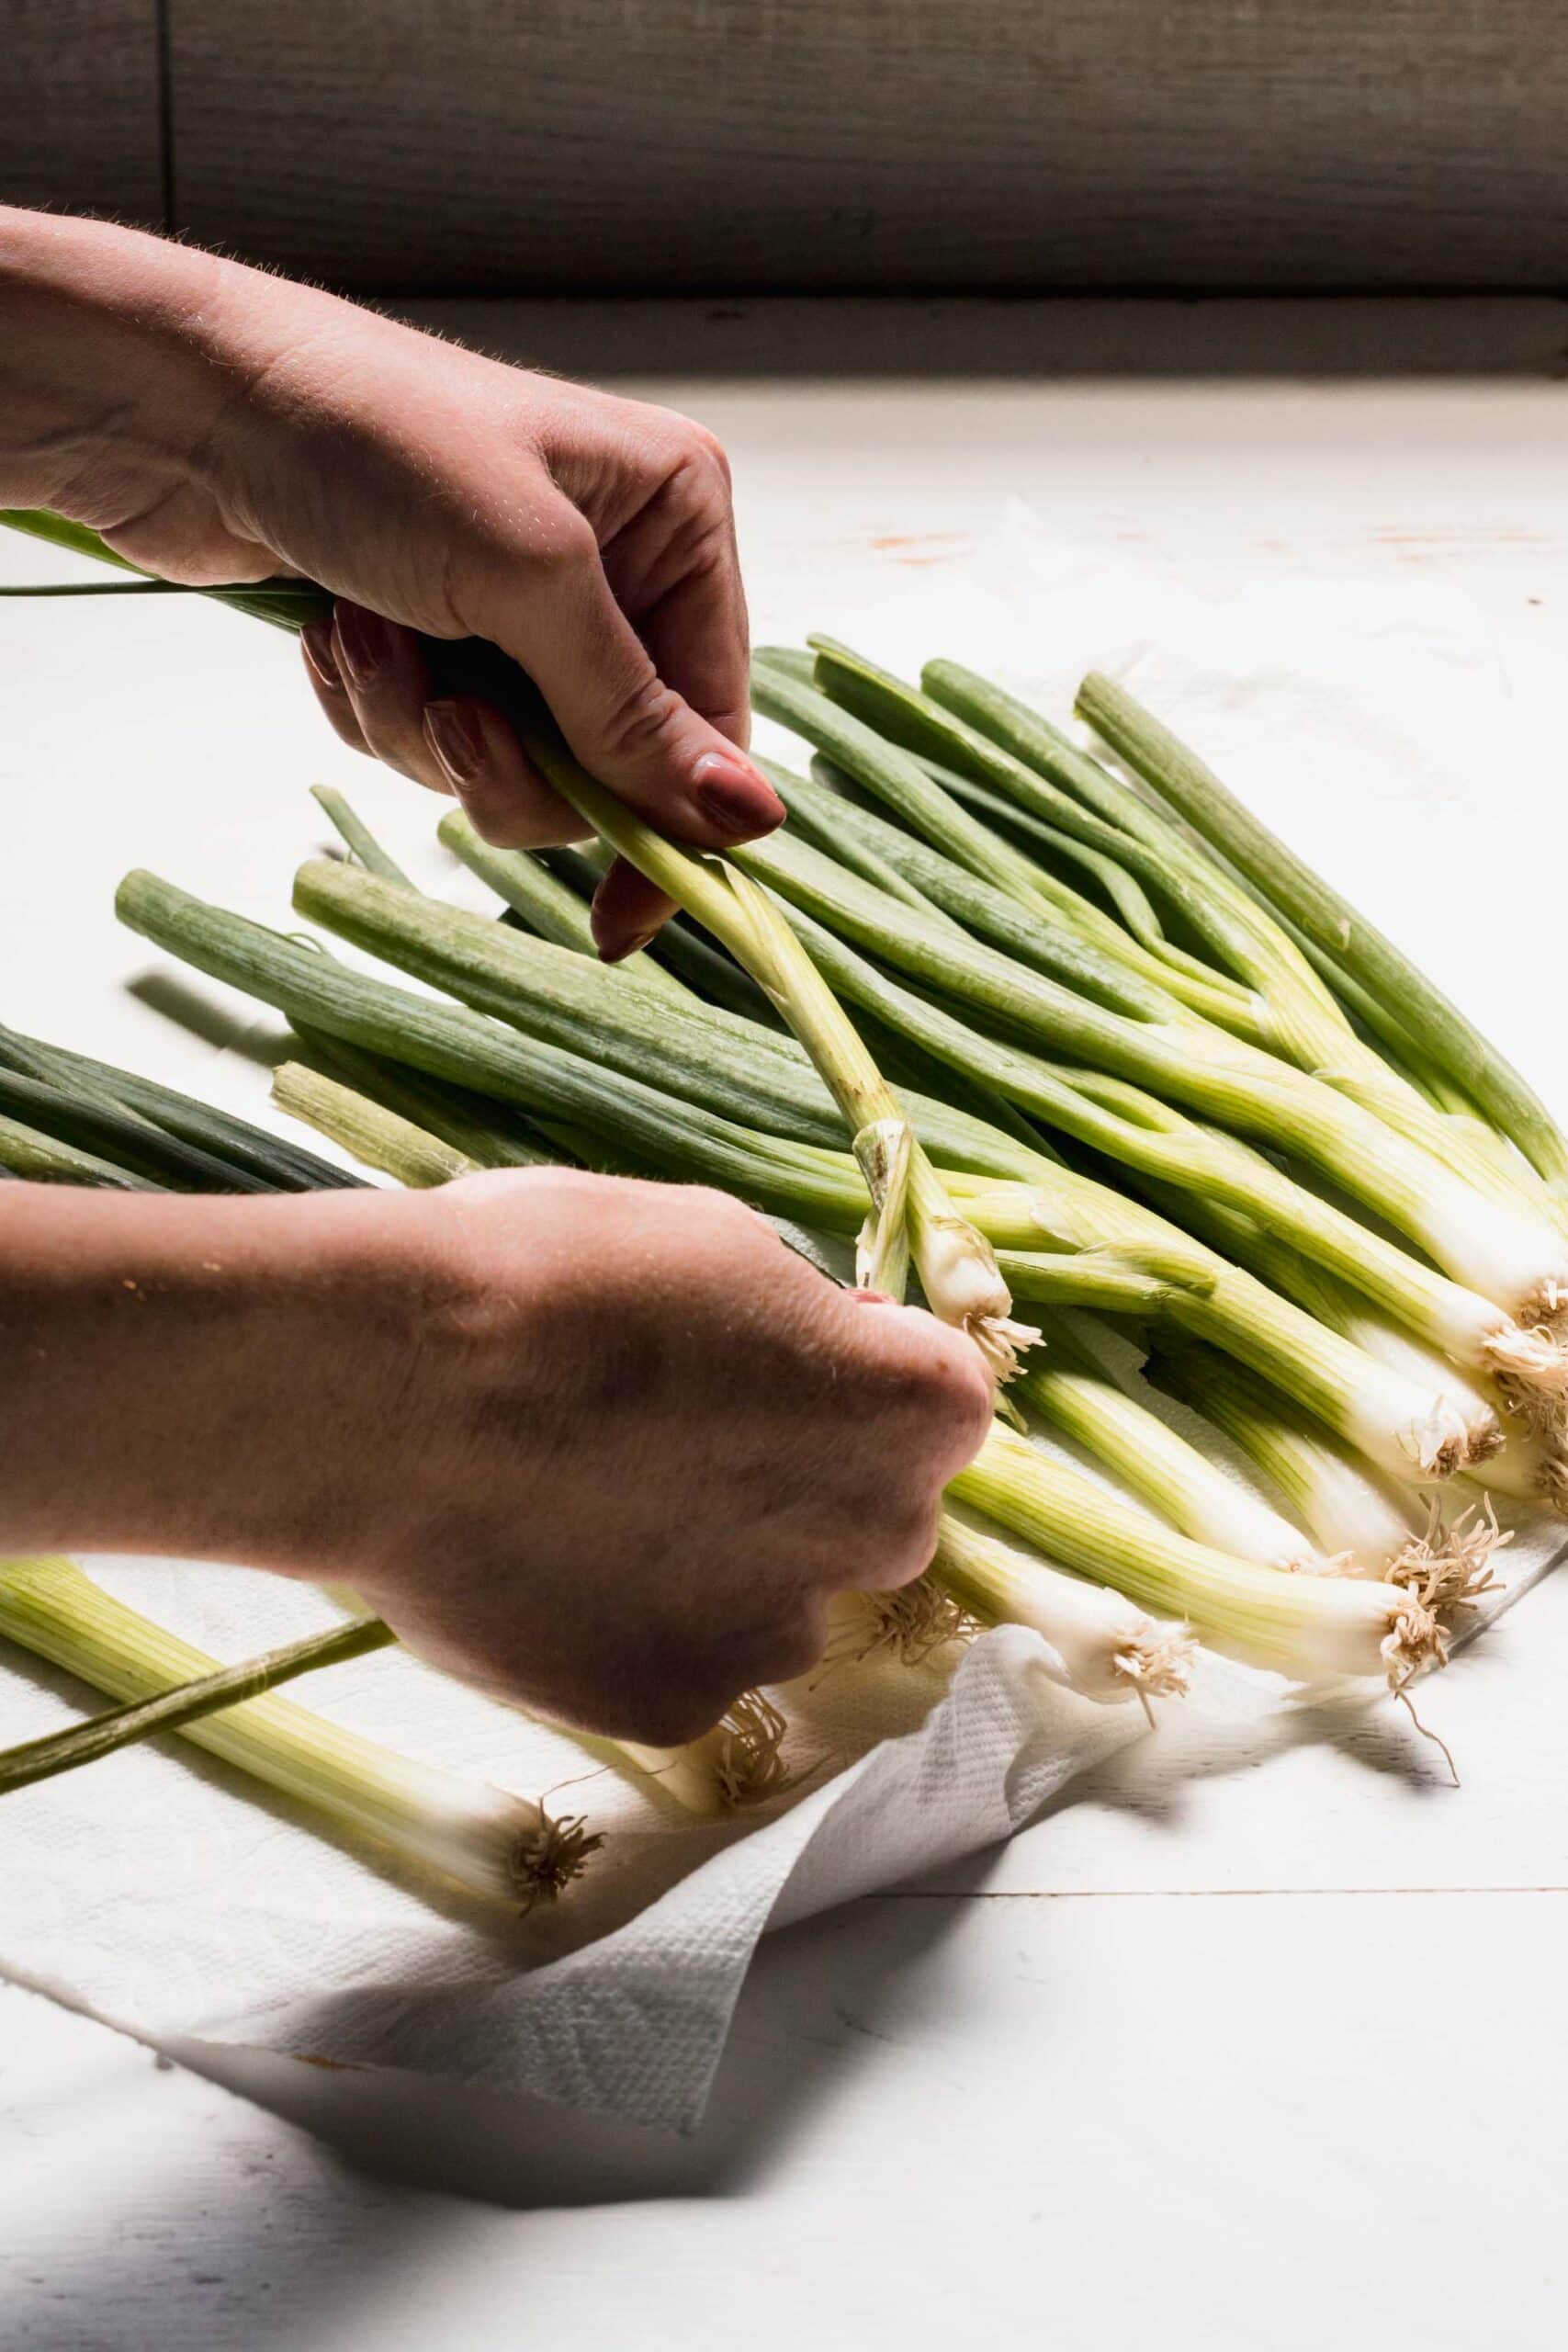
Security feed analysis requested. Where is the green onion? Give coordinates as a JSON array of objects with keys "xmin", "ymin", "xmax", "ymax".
[
  {"xmin": 732, "ymin": 818, "xmax": 1568, "ymax": 1327},
  {"xmin": 928, "ymin": 1512, "xmax": 1194, "ymax": 1710},
  {"xmin": 0, "ymin": 1109, "xmax": 157, "ymax": 1190},
  {"xmin": 116, "ymin": 869, "xmax": 1187, "ymax": 1315},
  {"xmin": 310, "ymin": 784, "xmax": 415, "ymax": 888},
  {"xmin": 0, "ymin": 1062, "xmax": 276, "ymax": 1194},
  {"xmin": 1146, "ymin": 1340, "xmax": 1509, "ymax": 1617},
  {"xmin": 1075, "ymin": 668, "xmax": 1568, "ymax": 1193},
  {"xmin": 0, "ymin": 1020, "xmax": 364, "ymax": 1192},
  {"xmin": 437, "ymin": 808, "xmax": 693, "ymax": 1005},
  {"xmin": 1014, "ymin": 1311, "xmax": 1327, "ymax": 1569},
  {"xmin": 271, "ymin": 1061, "xmax": 480, "ymax": 1187},
  {"xmin": 290, "ymin": 1030, "xmax": 564, "ymax": 1172},
  {"xmin": 0, "ymin": 510, "xmax": 333, "ymax": 633},
  {"xmin": 0, "ymin": 1613, "xmax": 398, "ymax": 1788},
  {"xmin": 516, "ymin": 729, "xmax": 1033, "ymax": 1374},
  {"xmin": 540, "ymin": 839, "xmax": 788, "ymax": 1027},
  {"xmin": 0, "ymin": 1558, "xmax": 601, "ymax": 1906},
  {"xmin": 953, "ymin": 1428, "xmax": 1444, "ymax": 1688},
  {"xmin": 753, "ymin": 650, "xmax": 1262, "ymax": 1031}
]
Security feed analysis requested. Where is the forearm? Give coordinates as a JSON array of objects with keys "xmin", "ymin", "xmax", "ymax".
[
  {"xmin": 0, "ymin": 208, "xmax": 220, "ymax": 516},
  {"xmin": 0, "ymin": 1180, "xmax": 422, "ymax": 1566}
]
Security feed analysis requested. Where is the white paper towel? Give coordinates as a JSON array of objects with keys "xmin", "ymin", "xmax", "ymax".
[{"xmin": 3, "ymin": 512, "xmax": 1563, "ymax": 2132}]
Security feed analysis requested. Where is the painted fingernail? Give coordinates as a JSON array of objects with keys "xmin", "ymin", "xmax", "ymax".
[
  {"xmin": 600, "ymin": 922, "xmax": 662, "ymax": 965},
  {"xmin": 423, "ymin": 699, "xmax": 487, "ymax": 788},
  {"xmin": 333, "ymin": 603, "xmax": 389, "ymax": 689},
  {"xmin": 301, "ymin": 620, "xmax": 340, "ymax": 690},
  {"xmin": 692, "ymin": 752, "xmax": 786, "ymax": 842}
]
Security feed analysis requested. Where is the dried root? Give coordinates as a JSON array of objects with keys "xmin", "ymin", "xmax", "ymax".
[
  {"xmin": 1388, "ymin": 1498, "xmax": 1511, "ymax": 1620},
  {"xmin": 1486, "ymin": 1320, "xmax": 1568, "ymax": 1433},
  {"xmin": 708, "ymin": 1690, "xmax": 793, "ymax": 1807},
  {"xmin": 1537, "ymin": 1449, "xmax": 1568, "ymax": 1520},
  {"xmin": 512, "ymin": 1810, "xmax": 605, "ymax": 1911},
  {"xmin": 1111, "ymin": 1622, "xmax": 1197, "ymax": 1723},
  {"xmin": 969, "ymin": 1310, "xmax": 1043, "ymax": 1385},
  {"xmin": 1380, "ymin": 1595, "xmax": 1450, "ymax": 1690},
  {"xmin": 852, "ymin": 1577, "xmax": 976, "ymax": 1668}
]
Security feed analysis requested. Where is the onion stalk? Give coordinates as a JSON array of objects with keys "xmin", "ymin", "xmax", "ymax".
[
  {"xmin": 953, "ymin": 1427, "xmax": 1445, "ymax": 1687},
  {"xmin": 1074, "ymin": 668, "xmax": 1568, "ymax": 1194},
  {"xmin": 514, "ymin": 731, "xmax": 1033, "ymax": 1375},
  {"xmin": 1146, "ymin": 1342, "xmax": 1510, "ymax": 1618},
  {"xmin": 0, "ymin": 1558, "xmax": 601, "ymax": 1907},
  {"xmin": 1014, "ymin": 1310, "xmax": 1328, "ymax": 1570},
  {"xmin": 928, "ymin": 1513, "xmax": 1194, "ymax": 1710}
]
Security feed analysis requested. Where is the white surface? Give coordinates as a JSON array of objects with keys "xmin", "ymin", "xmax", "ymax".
[{"xmin": 4, "ymin": 296, "xmax": 1568, "ymax": 2346}]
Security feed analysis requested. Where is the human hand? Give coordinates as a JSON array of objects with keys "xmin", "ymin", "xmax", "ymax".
[
  {"xmin": 0, "ymin": 209, "xmax": 782, "ymax": 956},
  {"xmin": 340, "ymin": 1171, "xmax": 994, "ymax": 1743},
  {"xmin": 0, "ymin": 1171, "xmax": 993, "ymax": 1745}
]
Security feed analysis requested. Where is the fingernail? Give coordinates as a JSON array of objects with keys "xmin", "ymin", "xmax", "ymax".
[
  {"xmin": 333, "ymin": 603, "xmax": 389, "ymax": 689},
  {"xmin": 301, "ymin": 620, "xmax": 340, "ymax": 690},
  {"xmin": 423, "ymin": 698, "xmax": 487, "ymax": 788},
  {"xmin": 600, "ymin": 923, "xmax": 661, "ymax": 965},
  {"xmin": 692, "ymin": 752, "xmax": 786, "ymax": 843}
]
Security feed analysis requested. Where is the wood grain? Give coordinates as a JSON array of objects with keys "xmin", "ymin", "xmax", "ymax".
[
  {"xmin": 1, "ymin": 0, "xmax": 164, "ymax": 224},
  {"xmin": 164, "ymin": 1, "xmax": 1568, "ymax": 291}
]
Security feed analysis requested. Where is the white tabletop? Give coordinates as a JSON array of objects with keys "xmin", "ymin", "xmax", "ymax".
[{"xmin": 3, "ymin": 296, "xmax": 1566, "ymax": 2351}]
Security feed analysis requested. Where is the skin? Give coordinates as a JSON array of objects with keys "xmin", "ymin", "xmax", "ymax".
[{"xmin": 0, "ymin": 209, "xmax": 994, "ymax": 1743}]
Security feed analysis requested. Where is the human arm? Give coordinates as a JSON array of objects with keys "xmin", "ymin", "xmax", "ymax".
[
  {"xmin": 0, "ymin": 204, "xmax": 781, "ymax": 956},
  {"xmin": 0, "ymin": 1171, "xmax": 993, "ymax": 1743}
]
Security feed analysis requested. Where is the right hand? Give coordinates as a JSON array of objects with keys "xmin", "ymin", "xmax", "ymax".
[{"xmin": 276, "ymin": 1171, "xmax": 996, "ymax": 1746}]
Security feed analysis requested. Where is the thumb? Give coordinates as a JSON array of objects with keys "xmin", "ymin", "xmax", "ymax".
[{"xmin": 498, "ymin": 520, "xmax": 784, "ymax": 853}]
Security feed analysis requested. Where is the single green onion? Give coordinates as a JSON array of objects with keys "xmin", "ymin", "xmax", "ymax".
[
  {"xmin": 928, "ymin": 1512, "xmax": 1194, "ymax": 1710},
  {"xmin": 0, "ymin": 1614, "xmax": 398, "ymax": 1788},
  {"xmin": 310, "ymin": 784, "xmax": 415, "ymax": 887},
  {"xmin": 271, "ymin": 1062, "xmax": 480, "ymax": 1186},
  {"xmin": 0, "ymin": 1558, "xmax": 601, "ymax": 1907}
]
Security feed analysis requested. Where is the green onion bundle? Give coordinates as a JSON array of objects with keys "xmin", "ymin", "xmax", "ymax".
[{"xmin": 6, "ymin": 504, "xmax": 1565, "ymax": 1836}]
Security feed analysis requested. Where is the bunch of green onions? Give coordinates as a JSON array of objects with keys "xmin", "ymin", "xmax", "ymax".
[{"xmin": 4, "ymin": 504, "xmax": 1563, "ymax": 1872}]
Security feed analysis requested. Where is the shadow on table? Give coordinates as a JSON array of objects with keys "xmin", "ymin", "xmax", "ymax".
[
  {"xmin": 157, "ymin": 1884, "xmax": 967, "ymax": 2211},
  {"xmin": 0, "ymin": 1892, "xmax": 972, "ymax": 2347}
]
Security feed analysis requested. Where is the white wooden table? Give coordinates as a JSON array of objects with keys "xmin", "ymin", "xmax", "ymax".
[{"xmin": 4, "ymin": 298, "xmax": 1567, "ymax": 2351}]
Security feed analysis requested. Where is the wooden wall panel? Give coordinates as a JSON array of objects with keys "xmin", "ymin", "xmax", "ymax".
[
  {"xmin": 164, "ymin": 2, "xmax": 1568, "ymax": 292},
  {"xmin": 1, "ymin": 1, "xmax": 164, "ymax": 224}
]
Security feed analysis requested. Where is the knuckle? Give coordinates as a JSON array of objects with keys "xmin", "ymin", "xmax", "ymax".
[
  {"xmin": 682, "ymin": 423, "xmax": 733, "ymax": 492},
  {"xmin": 529, "ymin": 508, "xmax": 599, "ymax": 578},
  {"xmin": 595, "ymin": 672, "xmax": 682, "ymax": 768}
]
